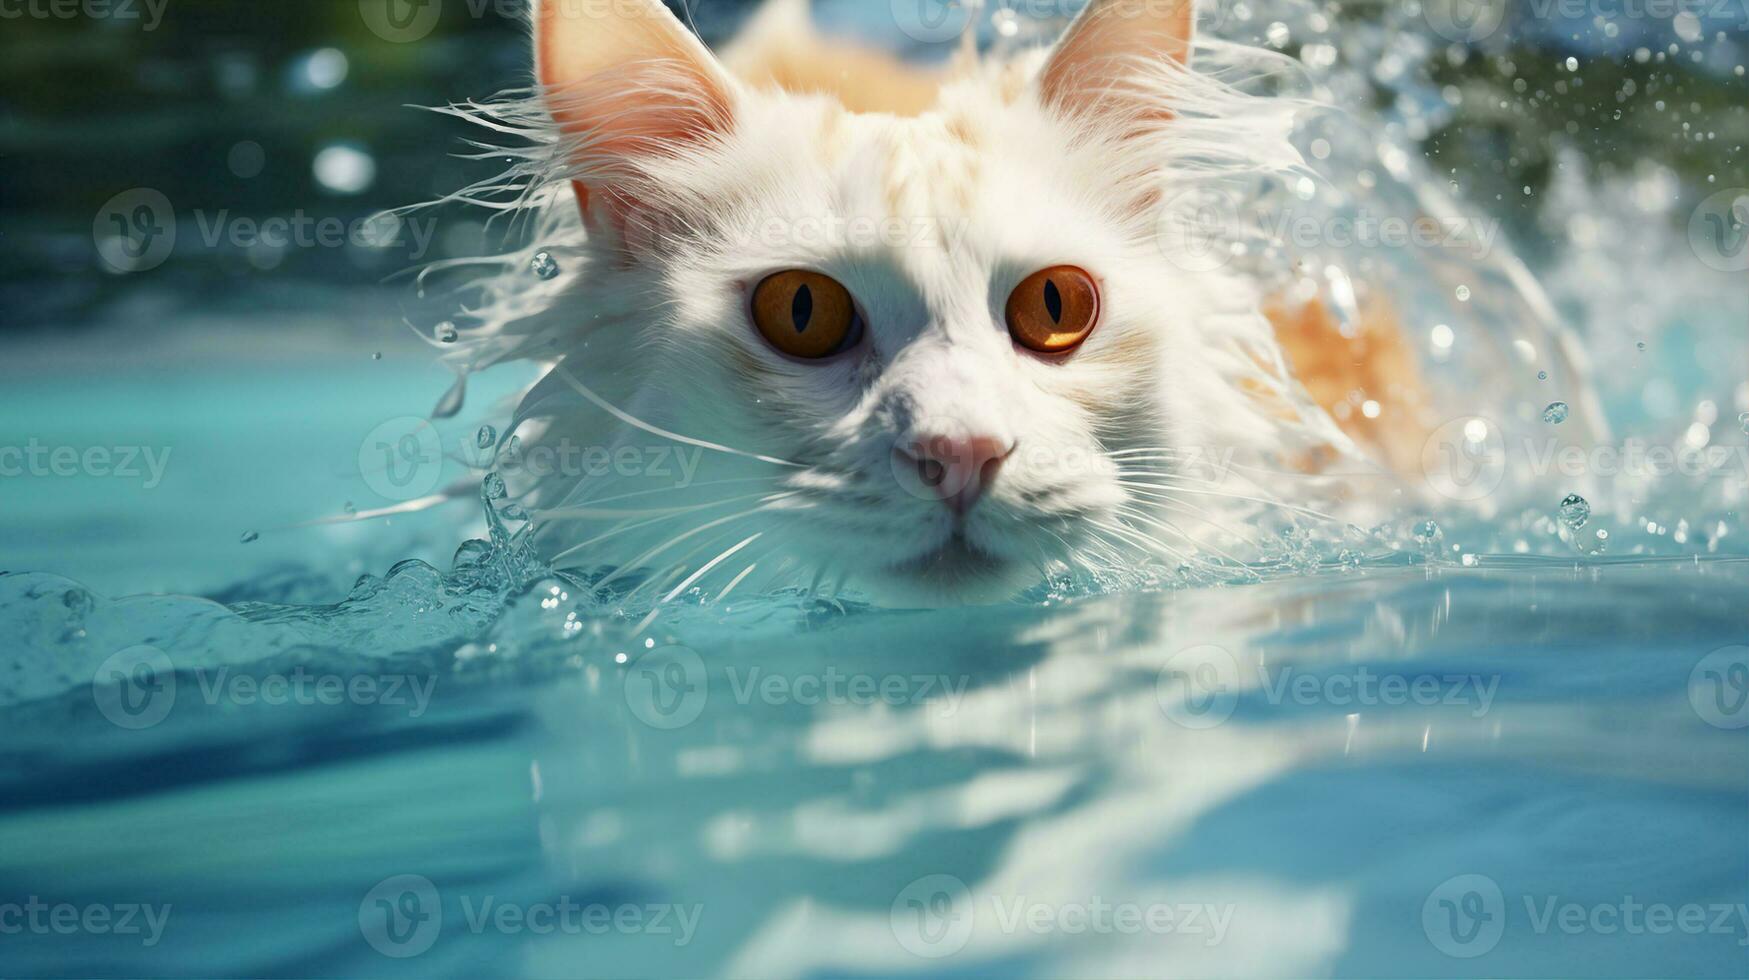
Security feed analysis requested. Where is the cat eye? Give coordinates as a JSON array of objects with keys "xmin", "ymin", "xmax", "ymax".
[
  {"xmin": 1006, "ymin": 266, "xmax": 1100, "ymax": 354},
  {"xmin": 750, "ymin": 270, "xmax": 864, "ymax": 360}
]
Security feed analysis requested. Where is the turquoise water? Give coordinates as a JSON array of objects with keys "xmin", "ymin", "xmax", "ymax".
[
  {"xmin": 5, "ymin": 1, "xmax": 1747, "ymax": 976},
  {"xmin": 3, "ymin": 309, "xmax": 1748, "ymax": 976}
]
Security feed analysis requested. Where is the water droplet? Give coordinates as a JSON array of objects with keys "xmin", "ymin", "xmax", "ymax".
[
  {"xmin": 1537, "ymin": 371, "xmax": 1549, "ymax": 381},
  {"xmin": 476, "ymin": 425, "xmax": 497, "ymax": 449},
  {"xmin": 1542, "ymin": 401, "xmax": 1570, "ymax": 424},
  {"xmin": 531, "ymin": 250, "xmax": 560, "ymax": 280},
  {"xmin": 483, "ymin": 472, "xmax": 507, "ymax": 500},
  {"xmin": 1413, "ymin": 520, "xmax": 1443, "ymax": 544},
  {"xmin": 436, "ymin": 321, "xmax": 458, "ymax": 344},
  {"xmin": 432, "ymin": 374, "xmax": 466, "ymax": 419},
  {"xmin": 1558, "ymin": 493, "xmax": 1591, "ymax": 530},
  {"xmin": 1454, "ymin": 285, "xmax": 1472, "ymax": 302},
  {"xmin": 240, "ymin": 530, "xmax": 260, "ymax": 544}
]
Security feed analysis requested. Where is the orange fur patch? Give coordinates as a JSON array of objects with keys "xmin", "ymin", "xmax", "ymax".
[{"xmin": 1265, "ymin": 294, "xmax": 1434, "ymax": 475}]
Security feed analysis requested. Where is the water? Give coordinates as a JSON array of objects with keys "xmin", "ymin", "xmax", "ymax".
[{"xmin": 4, "ymin": 0, "xmax": 1747, "ymax": 976}]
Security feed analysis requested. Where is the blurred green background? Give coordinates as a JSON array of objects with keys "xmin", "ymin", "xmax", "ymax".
[{"xmin": 0, "ymin": 0, "xmax": 1742, "ymax": 334}]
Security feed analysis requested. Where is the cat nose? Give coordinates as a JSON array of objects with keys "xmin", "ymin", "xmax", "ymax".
[{"xmin": 896, "ymin": 434, "xmax": 1015, "ymax": 515}]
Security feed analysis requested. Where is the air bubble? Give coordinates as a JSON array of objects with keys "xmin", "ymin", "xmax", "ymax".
[
  {"xmin": 1537, "ymin": 371, "xmax": 1549, "ymax": 381},
  {"xmin": 1542, "ymin": 401, "xmax": 1570, "ymax": 424},
  {"xmin": 436, "ymin": 322, "xmax": 458, "ymax": 344},
  {"xmin": 1558, "ymin": 493, "xmax": 1591, "ymax": 530},
  {"xmin": 483, "ymin": 472, "xmax": 507, "ymax": 500},
  {"xmin": 1413, "ymin": 520, "xmax": 1443, "ymax": 545},
  {"xmin": 477, "ymin": 425, "xmax": 497, "ymax": 449},
  {"xmin": 531, "ymin": 250, "xmax": 560, "ymax": 280},
  {"xmin": 1739, "ymin": 413, "xmax": 1749, "ymax": 434},
  {"xmin": 240, "ymin": 530, "xmax": 260, "ymax": 544}
]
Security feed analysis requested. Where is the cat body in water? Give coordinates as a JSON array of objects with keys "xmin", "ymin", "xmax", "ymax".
[{"xmin": 451, "ymin": 0, "xmax": 1420, "ymax": 605}]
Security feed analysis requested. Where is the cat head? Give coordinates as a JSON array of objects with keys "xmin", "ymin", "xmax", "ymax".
[{"xmin": 506, "ymin": 0, "xmax": 1300, "ymax": 604}]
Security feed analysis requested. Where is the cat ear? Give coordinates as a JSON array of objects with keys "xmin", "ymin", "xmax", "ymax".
[
  {"xmin": 1039, "ymin": 0, "xmax": 1195, "ymax": 116},
  {"xmin": 534, "ymin": 0, "xmax": 736, "ymax": 231}
]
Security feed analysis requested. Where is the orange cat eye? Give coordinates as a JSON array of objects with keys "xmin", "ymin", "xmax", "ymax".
[
  {"xmin": 750, "ymin": 270, "xmax": 864, "ymax": 360},
  {"xmin": 1006, "ymin": 266, "xmax": 1100, "ymax": 354}
]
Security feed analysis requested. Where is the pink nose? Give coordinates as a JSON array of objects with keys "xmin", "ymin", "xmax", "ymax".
[{"xmin": 897, "ymin": 435, "xmax": 1014, "ymax": 515}]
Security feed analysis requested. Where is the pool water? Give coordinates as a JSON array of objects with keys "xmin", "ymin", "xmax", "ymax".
[
  {"xmin": 3, "ymin": 308, "xmax": 1747, "ymax": 976},
  {"xmin": 4, "ymin": 1, "xmax": 1747, "ymax": 976},
  {"xmin": 3, "ymin": 548, "xmax": 1747, "ymax": 974}
]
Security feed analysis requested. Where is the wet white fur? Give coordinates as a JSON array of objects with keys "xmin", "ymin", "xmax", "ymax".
[{"xmin": 425, "ymin": 0, "xmax": 1346, "ymax": 604}]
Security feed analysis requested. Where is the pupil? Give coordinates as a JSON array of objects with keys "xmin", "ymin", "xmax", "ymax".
[
  {"xmin": 791, "ymin": 284, "xmax": 813, "ymax": 333},
  {"xmin": 1043, "ymin": 279, "xmax": 1063, "ymax": 324}
]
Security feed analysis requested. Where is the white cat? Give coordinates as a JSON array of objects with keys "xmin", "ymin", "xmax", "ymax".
[{"xmin": 444, "ymin": 0, "xmax": 1378, "ymax": 605}]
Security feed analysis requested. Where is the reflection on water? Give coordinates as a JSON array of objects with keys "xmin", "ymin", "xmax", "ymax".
[{"xmin": 2, "ymin": 561, "xmax": 1744, "ymax": 976}]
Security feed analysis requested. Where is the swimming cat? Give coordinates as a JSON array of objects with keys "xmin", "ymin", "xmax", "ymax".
[{"xmin": 445, "ymin": 0, "xmax": 1406, "ymax": 605}]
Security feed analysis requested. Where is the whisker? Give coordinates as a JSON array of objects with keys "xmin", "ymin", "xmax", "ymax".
[
  {"xmin": 552, "ymin": 363, "xmax": 804, "ymax": 468},
  {"xmin": 545, "ymin": 491, "xmax": 788, "ymax": 562},
  {"xmin": 716, "ymin": 561, "xmax": 760, "ymax": 603},
  {"xmin": 662, "ymin": 533, "xmax": 763, "ymax": 604}
]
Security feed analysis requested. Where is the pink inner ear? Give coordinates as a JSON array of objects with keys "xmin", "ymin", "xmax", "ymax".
[
  {"xmin": 1040, "ymin": 0, "xmax": 1194, "ymax": 117},
  {"xmin": 535, "ymin": 0, "xmax": 734, "ymax": 241}
]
